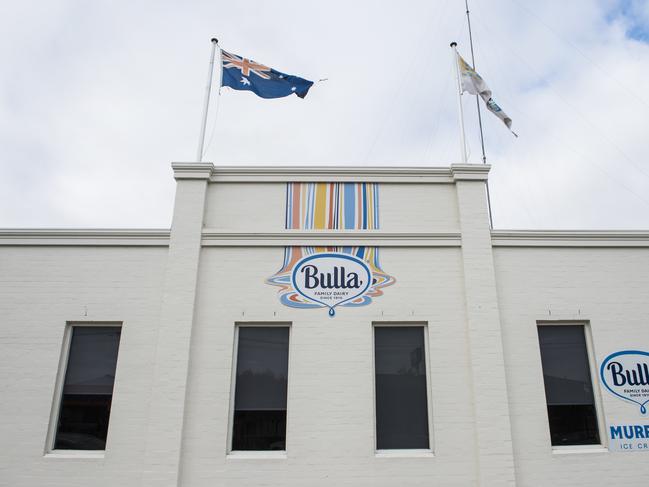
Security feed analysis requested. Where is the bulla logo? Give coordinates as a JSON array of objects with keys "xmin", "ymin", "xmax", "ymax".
[
  {"xmin": 291, "ymin": 253, "xmax": 372, "ymax": 317},
  {"xmin": 600, "ymin": 350, "xmax": 649, "ymax": 414}
]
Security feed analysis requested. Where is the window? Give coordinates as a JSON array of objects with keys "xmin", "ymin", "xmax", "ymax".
[
  {"xmin": 52, "ymin": 325, "xmax": 121, "ymax": 450},
  {"xmin": 231, "ymin": 326, "xmax": 289, "ymax": 451},
  {"xmin": 374, "ymin": 326, "xmax": 430, "ymax": 450},
  {"xmin": 537, "ymin": 324, "xmax": 600, "ymax": 446}
]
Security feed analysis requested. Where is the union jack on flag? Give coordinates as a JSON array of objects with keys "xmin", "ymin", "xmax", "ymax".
[{"xmin": 220, "ymin": 49, "xmax": 313, "ymax": 99}]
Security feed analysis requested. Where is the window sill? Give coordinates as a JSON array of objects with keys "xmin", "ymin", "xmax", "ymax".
[
  {"xmin": 44, "ymin": 450, "xmax": 105, "ymax": 459},
  {"xmin": 552, "ymin": 445, "xmax": 608, "ymax": 455},
  {"xmin": 375, "ymin": 449, "xmax": 434, "ymax": 458},
  {"xmin": 227, "ymin": 451, "xmax": 287, "ymax": 460}
]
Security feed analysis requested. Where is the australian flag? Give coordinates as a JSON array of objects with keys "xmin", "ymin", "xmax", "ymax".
[{"xmin": 221, "ymin": 50, "xmax": 313, "ymax": 99}]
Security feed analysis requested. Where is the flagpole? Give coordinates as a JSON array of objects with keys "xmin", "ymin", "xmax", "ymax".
[
  {"xmin": 450, "ymin": 42, "xmax": 468, "ymax": 164},
  {"xmin": 196, "ymin": 38, "xmax": 220, "ymax": 162}
]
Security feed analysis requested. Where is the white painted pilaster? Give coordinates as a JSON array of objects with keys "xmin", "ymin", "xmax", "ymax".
[
  {"xmin": 452, "ymin": 164, "xmax": 516, "ymax": 487},
  {"xmin": 142, "ymin": 163, "xmax": 213, "ymax": 486}
]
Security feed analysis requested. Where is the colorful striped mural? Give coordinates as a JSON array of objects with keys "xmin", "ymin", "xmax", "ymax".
[{"xmin": 267, "ymin": 182, "xmax": 395, "ymax": 309}]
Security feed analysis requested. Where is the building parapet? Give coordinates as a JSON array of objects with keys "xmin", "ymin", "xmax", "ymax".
[{"xmin": 171, "ymin": 163, "xmax": 490, "ymax": 183}]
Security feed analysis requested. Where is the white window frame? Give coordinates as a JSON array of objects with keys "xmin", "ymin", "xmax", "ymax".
[
  {"xmin": 372, "ymin": 322, "xmax": 434, "ymax": 456},
  {"xmin": 45, "ymin": 321, "xmax": 122, "ymax": 457},
  {"xmin": 537, "ymin": 321, "xmax": 607, "ymax": 453},
  {"xmin": 226, "ymin": 322, "xmax": 292, "ymax": 458}
]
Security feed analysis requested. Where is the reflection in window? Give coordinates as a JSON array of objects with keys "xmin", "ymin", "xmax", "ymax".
[
  {"xmin": 232, "ymin": 327, "xmax": 289, "ymax": 451},
  {"xmin": 374, "ymin": 326, "xmax": 429, "ymax": 449},
  {"xmin": 54, "ymin": 326, "xmax": 121, "ymax": 450},
  {"xmin": 537, "ymin": 325, "xmax": 600, "ymax": 446}
]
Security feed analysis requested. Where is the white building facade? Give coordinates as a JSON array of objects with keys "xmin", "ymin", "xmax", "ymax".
[{"xmin": 1, "ymin": 163, "xmax": 649, "ymax": 487}]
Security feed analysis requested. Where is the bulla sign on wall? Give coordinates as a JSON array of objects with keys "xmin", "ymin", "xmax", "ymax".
[
  {"xmin": 267, "ymin": 182, "xmax": 395, "ymax": 316},
  {"xmin": 601, "ymin": 350, "xmax": 649, "ymax": 415},
  {"xmin": 291, "ymin": 253, "xmax": 371, "ymax": 317},
  {"xmin": 600, "ymin": 350, "xmax": 649, "ymax": 452}
]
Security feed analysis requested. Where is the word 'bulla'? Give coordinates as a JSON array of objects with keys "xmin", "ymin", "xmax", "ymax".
[
  {"xmin": 607, "ymin": 361, "xmax": 649, "ymax": 386},
  {"xmin": 301, "ymin": 265, "xmax": 363, "ymax": 289}
]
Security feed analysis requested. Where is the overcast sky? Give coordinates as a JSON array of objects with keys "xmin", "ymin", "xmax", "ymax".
[{"xmin": 1, "ymin": 0, "xmax": 649, "ymax": 229}]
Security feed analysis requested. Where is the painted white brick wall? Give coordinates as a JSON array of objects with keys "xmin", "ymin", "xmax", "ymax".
[
  {"xmin": 179, "ymin": 246, "xmax": 477, "ymax": 487},
  {"xmin": 2, "ymin": 164, "xmax": 649, "ymax": 487},
  {"xmin": 494, "ymin": 247, "xmax": 649, "ymax": 487},
  {"xmin": 0, "ymin": 246, "xmax": 167, "ymax": 486},
  {"xmin": 204, "ymin": 181, "xmax": 460, "ymax": 233}
]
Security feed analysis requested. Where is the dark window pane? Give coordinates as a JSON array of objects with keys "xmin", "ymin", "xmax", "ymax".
[
  {"xmin": 538, "ymin": 326, "xmax": 595, "ymax": 405},
  {"xmin": 374, "ymin": 327, "xmax": 429, "ymax": 449},
  {"xmin": 232, "ymin": 411, "xmax": 287, "ymax": 451},
  {"xmin": 54, "ymin": 326, "xmax": 121, "ymax": 450},
  {"xmin": 537, "ymin": 325, "xmax": 600, "ymax": 446},
  {"xmin": 232, "ymin": 327, "xmax": 289, "ymax": 451},
  {"xmin": 547, "ymin": 405, "xmax": 600, "ymax": 446}
]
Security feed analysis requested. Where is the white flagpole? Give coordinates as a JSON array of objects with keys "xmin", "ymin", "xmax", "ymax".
[
  {"xmin": 450, "ymin": 42, "xmax": 468, "ymax": 164},
  {"xmin": 196, "ymin": 38, "xmax": 221, "ymax": 162}
]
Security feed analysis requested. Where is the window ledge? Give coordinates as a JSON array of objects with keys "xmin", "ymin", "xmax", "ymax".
[
  {"xmin": 375, "ymin": 449, "xmax": 434, "ymax": 458},
  {"xmin": 45, "ymin": 450, "xmax": 105, "ymax": 459},
  {"xmin": 552, "ymin": 446, "xmax": 608, "ymax": 455},
  {"xmin": 227, "ymin": 451, "xmax": 287, "ymax": 460}
]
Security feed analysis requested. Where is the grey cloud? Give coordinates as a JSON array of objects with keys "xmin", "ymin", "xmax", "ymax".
[{"xmin": 1, "ymin": 0, "xmax": 649, "ymax": 229}]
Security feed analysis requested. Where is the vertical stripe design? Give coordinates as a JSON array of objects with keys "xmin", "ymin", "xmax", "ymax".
[
  {"xmin": 267, "ymin": 182, "xmax": 395, "ymax": 309},
  {"xmin": 285, "ymin": 182, "xmax": 380, "ymax": 230}
]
